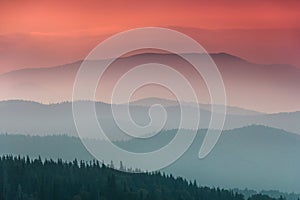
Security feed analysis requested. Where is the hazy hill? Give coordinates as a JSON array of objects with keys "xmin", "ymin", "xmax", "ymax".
[
  {"xmin": 1, "ymin": 125, "xmax": 300, "ymax": 194},
  {"xmin": 130, "ymin": 97, "xmax": 261, "ymax": 116},
  {"xmin": 0, "ymin": 53, "xmax": 299, "ymax": 112},
  {"xmin": 0, "ymin": 100, "xmax": 300, "ymax": 137}
]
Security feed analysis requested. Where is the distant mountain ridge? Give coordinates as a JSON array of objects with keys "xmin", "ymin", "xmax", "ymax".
[
  {"xmin": 0, "ymin": 99, "xmax": 299, "ymax": 137},
  {"xmin": 130, "ymin": 97, "xmax": 262, "ymax": 116},
  {"xmin": 0, "ymin": 52, "xmax": 252, "ymax": 76},
  {"xmin": 0, "ymin": 52, "xmax": 299, "ymax": 112}
]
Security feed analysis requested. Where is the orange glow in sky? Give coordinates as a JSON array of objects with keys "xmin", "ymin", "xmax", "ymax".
[
  {"xmin": 0, "ymin": 0, "xmax": 300, "ymax": 73},
  {"xmin": 1, "ymin": 0, "xmax": 300, "ymax": 34}
]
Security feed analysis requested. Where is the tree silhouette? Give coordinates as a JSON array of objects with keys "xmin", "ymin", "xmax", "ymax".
[{"xmin": 0, "ymin": 155, "xmax": 284, "ymax": 200}]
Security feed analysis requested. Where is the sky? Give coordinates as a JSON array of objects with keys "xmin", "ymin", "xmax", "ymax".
[
  {"xmin": 1, "ymin": 0, "xmax": 300, "ymax": 33},
  {"xmin": 0, "ymin": 0, "xmax": 300, "ymax": 112},
  {"xmin": 0, "ymin": 0, "xmax": 300, "ymax": 74}
]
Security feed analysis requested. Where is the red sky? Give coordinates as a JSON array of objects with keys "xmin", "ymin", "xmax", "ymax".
[{"xmin": 0, "ymin": 0, "xmax": 300, "ymax": 73}]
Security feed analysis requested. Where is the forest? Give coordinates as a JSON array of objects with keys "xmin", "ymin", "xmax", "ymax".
[{"xmin": 0, "ymin": 155, "xmax": 286, "ymax": 200}]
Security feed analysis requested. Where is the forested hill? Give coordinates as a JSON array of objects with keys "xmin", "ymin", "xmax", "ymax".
[{"xmin": 0, "ymin": 156, "xmax": 283, "ymax": 200}]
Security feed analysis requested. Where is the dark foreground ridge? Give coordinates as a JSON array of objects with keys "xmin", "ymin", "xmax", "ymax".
[{"xmin": 0, "ymin": 156, "xmax": 284, "ymax": 200}]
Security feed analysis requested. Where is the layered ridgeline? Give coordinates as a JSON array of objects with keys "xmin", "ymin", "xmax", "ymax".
[
  {"xmin": 1, "ymin": 126, "xmax": 300, "ymax": 198},
  {"xmin": 0, "ymin": 53, "xmax": 300, "ymax": 113},
  {"xmin": 0, "ymin": 156, "xmax": 283, "ymax": 200},
  {"xmin": 0, "ymin": 100, "xmax": 299, "ymax": 138}
]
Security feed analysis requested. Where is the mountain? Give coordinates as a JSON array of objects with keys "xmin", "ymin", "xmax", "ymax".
[
  {"xmin": 169, "ymin": 27, "xmax": 300, "ymax": 69},
  {"xmin": 163, "ymin": 126, "xmax": 300, "ymax": 193},
  {"xmin": 1, "ymin": 126, "xmax": 300, "ymax": 195},
  {"xmin": 130, "ymin": 97, "xmax": 261, "ymax": 116},
  {"xmin": 0, "ymin": 52, "xmax": 299, "ymax": 113},
  {"xmin": 0, "ymin": 100, "xmax": 300, "ymax": 137}
]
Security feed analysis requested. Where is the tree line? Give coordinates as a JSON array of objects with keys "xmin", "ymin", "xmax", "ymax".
[{"xmin": 0, "ymin": 155, "xmax": 285, "ymax": 200}]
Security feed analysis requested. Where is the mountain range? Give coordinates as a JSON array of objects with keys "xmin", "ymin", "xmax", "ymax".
[
  {"xmin": 1, "ymin": 125, "xmax": 299, "ymax": 194},
  {"xmin": 0, "ymin": 99, "xmax": 299, "ymax": 138},
  {"xmin": 0, "ymin": 52, "xmax": 299, "ymax": 113}
]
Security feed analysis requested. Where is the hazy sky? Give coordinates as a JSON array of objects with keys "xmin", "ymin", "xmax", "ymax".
[
  {"xmin": 0, "ymin": 0, "xmax": 300, "ymax": 73},
  {"xmin": 1, "ymin": 0, "xmax": 300, "ymax": 33}
]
